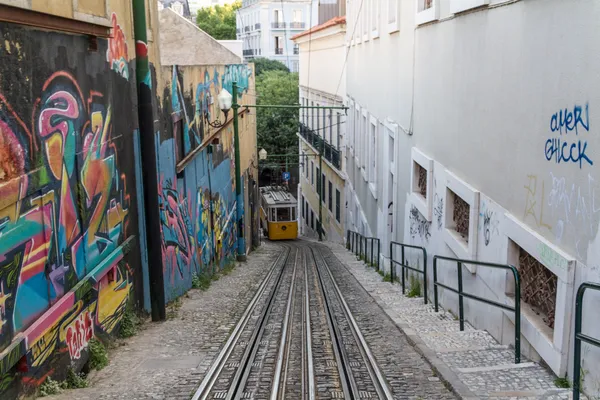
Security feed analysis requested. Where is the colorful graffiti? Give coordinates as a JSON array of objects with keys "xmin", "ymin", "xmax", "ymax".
[
  {"xmin": 0, "ymin": 24, "xmax": 137, "ymax": 392},
  {"xmin": 158, "ymin": 177, "xmax": 198, "ymax": 283},
  {"xmin": 222, "ymin": 64, "xmax": 252, "ymax": 96},
  {"xmin": 107, "ymin": 13, "xmax": 129, "ymax": 80}
]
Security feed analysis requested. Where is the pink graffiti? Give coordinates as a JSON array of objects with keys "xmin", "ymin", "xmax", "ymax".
[{"xmin": 65, "ymin": 311, "xmax": 94, "ymax": 360}]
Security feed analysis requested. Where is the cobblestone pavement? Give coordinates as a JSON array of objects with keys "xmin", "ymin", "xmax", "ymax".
[
  {"xmin": 49, "ymin": 241, "xmax": 282, "ymax": 400},
  {"xmin": 319, "ymin": 239, "xmax": 581, "ymax": 400},
  {"xmin": 48, "ymin": 238, "xmax": 459, "ymax": 399}
]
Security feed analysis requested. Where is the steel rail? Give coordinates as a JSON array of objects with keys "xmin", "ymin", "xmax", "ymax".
[
  {"xmin": 312, "ymin": 247, "xmax": 395, "ymax": 400},
  {"xmin": 311, "ymin": 247, "xmax": 356, "ymax": 398},
  {"xmin": 191, "ymin": 245, "xmax": 290, "ymax": 400},
  {"xmin": 230, "ymin": 248, "xmax": 298, "ymax": 400},
  {"xmin": 303, "ymin": 249, "xmax": 316, "ymax": 400},
  {"xmin": 271, "ymin": 252, "xmax": 299, "ymax": 400}
]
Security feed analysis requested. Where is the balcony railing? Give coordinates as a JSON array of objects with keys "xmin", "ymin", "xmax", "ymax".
[
  {"xmin": 289, "ymin": 22, "xmax": 305, "ymax": 29},
  {"xmin": 275, "ymin": 48, "xmax": 284, "ymax": 55},
  {"xmin": 243, "ymin": 49, "xmax": 255, "ymax": 56},
  {"xmin": 255, "ymin": 23, "xmax": 261, "ymax": 30},
  {"xmin": 293, "ymin": 47, "xmax": 299, "ymax": 54},
  {"xmin": 244, "ymin": 26, "xmax": 250, "ymax": 32},
  {"xmin": 299, "ymin": 123, "xmax": 341, "ymax": 169},
  {"xmin": 271, "ymin": 22, "xmax": 286, "ymax": 28}
]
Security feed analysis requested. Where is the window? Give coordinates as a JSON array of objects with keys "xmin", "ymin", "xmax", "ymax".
[
  {"xmin": 362, "ymin": 0, "xmax": 369, "ymax": 41},
  {"xmin": 274, "ymin": 9, "xmax": 281, "ymax": 23},
  {"xmin": 270, "ymin": 208, "xmax": 276, "ymax": 222},
  {"xmin": 410, "ymin": 147, "xmax": 433, "ymax": 220},
  {"xmin": 316, "ymin": 168, "xmax": 321, "ymax": 196},
  {"xmin": 277, "ymin": 207, "xmax": 291, "ymax": 221},
  {"xmin": 305, "ymin": 200, "xmax": 308, "ymax": 221},
  {"xmin": 301, "ymin": 195, "xmax": 305, "ymax": 218},
  {"xmin": 442, "ymin": 170, "xmax": 479, "ymax": 265},
  {"xmin": 293, "ymin": 9, "xmax": 302, "ymax": 22},
  {"xmin": 387, "ymin": 0, "xmax": 400, "ymax": 33},
  {"xmin": 311, "ymin": 210, "xmax": 314, "ymax": 229},
  {"xmin": 311, "ymin": 101, "xmax": 315, "ymax": 129},
  {"xmin": 335, "ymin": 189, "xmax": 341, "ymax": 222},
  {"xmin": 416, "ymin": 0, "xmax": 439, "ymax": 25},
  {"xmin": 368, "ymin": 117, "xmax": 378, "ymax": 185},
  {"xmin": 275, "ymin": 36, "xmax": 283, "ymax": 53},
  {"xmin": 372, "ymin": 0, "xmax": 380, "ymax": 38},
  {"xmin": 311, "ymin": 161, "xmax": 314, "ymax": 185},
  {"xmin": 321, "ymin": 173, "xmax": 325, "ymax": 202},
  {"xmin": 328, "ymin": 181, "xmax": 333, "ymax": 211},
  {"xmin": 291, "ymin": 207, "xmax": 296, "ymax": 221}
]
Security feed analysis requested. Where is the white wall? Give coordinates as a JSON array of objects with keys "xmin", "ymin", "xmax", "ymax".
[{"xmin": 401, "ymin": 0, "xmax": 600, "ymax": 394}]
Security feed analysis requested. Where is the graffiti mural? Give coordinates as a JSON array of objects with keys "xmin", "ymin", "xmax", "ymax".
[
  {"xmin": 157, "ymin": 64, "xmax": 254, "ymax": 301},
  {"xmin": 222, "ymin": 64, "xmax": 252, "ymax": 96},
  {"xmin": 545, "ymin": 103, "xmax": 592, "ymax": 168},
  {"xmin": 409, "ymin": 206, "xmax": 431, "ymax": 242},
  {"xmin": 0, "ymin": 23, "xmax": 139, "ymax": 395},
  {"xmin": 107, "ymin": 13, "xmax": 129, "ymax": 80}
]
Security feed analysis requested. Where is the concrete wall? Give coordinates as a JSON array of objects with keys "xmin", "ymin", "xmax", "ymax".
[
  {"xmin": 159, "ymin": 8, "xmax": 242, "ymax": 66},
  {"xmin": 0, "ymin": 1, "xmax": 145, "ymax": 396}
]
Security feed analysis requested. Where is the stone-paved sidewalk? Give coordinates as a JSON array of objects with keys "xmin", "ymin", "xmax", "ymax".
[{"xmin": 320, "ymin": 240, "xmax": 580, "ymax": 400}]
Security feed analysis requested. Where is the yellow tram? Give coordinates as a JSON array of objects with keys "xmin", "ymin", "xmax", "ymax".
[{"xmin": 260, "ymin": 186, "xmax": 298, "ymax": 240}]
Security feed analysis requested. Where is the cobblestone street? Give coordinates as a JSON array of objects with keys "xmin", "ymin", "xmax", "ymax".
[{"xmin": 48, "ymin": 240, "xmax": 455, "ymax": 399}]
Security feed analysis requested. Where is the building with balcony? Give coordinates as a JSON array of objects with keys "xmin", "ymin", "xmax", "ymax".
[
  {"xmin": 292, "ymin": 16, "xmax": 346, "ymax": 243},
  {"xmin": 237, "ymin": 0, "xmax": 318, "ymax": 72}
]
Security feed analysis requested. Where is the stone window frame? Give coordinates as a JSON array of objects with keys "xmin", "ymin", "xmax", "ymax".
[
  {"xmin": 415, "ymin": 0, "xmax": 439, "ymax": 26},
  {"xmin": 442, "ymin": 170, "xmax": 479, "ymax": 273},
  {"xmin": 450, "ymin": 0, "xmax": 489, "ymax": 14},
  {"xmin": 387, "ymin": 0, "xmax": 400, "ymax": 34},
  {"xmin": 410, "ymin": 148, "xmax": 433, "ymax": 221},
  {"xmin": 503, "ymin": 214, "xmax": 575, "ymax": 377}
]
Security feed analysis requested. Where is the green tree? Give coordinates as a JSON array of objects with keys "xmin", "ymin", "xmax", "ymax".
[
  {"xmin": 256, "ymin": 70, "xmax": 299, "ymax": 162},
  {"xmin": 196, "ymin": 1, "xmax": 241, "ymax": 40},
  {"xmin": 252, "ymin": 58, "xmax": 290, "ymax": 76}
]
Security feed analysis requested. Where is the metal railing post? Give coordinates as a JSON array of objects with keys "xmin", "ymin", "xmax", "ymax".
[
  {"xmin": 401, "ymin": 246, "xmax": 406, "ymax": 295},
  {"xmin": 370, "ymin": 239, "xmax": 374, "ymax": 267},
  {"xmin": 572, "ymin": 282, "xmax": 600, "ymax": 399},
  {"xmin": 389, "ymin": 241, "xmax": 394, "ymax": 283},
  {"xmin": 514, "ymin": 267, "xmax": 521, "ymax": 364},
  {"xmin": 457, "ymin": 261, "xmax": 464, "ymax": 331},
  {"xmin": 422, "ymin": 248, "xmax": 428, "ymax": 305},
  {"xmin": 433, "ymin": 257, "xmax": 439, "ymax": 312},
  {"xmin": 377, "ymin": 239, "xmax": 380, "ymax": 271}
]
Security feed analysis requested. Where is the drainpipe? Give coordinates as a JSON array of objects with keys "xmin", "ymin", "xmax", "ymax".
[
  {"xmin": 232, "ymin": 83, "xmax": 247, "ymax": 261},
  {"xmin": 132, "ymin": 0, "xmax": 166, "ymax": 321}
]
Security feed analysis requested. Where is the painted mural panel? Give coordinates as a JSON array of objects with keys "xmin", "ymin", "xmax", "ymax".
[
  {"xmin": 0, "ymin": 19, "xmax": 141, "ymax": 395},
  {"xmin": 157, "ymin": 64, "xmax": 254, "ymax": 302}
]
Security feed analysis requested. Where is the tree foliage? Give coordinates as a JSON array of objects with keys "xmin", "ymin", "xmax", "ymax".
[
  {"xmin": 256, "ymin": 70, "xmax": 299, "ymax": 163},
  {"xmin": 252, "ymin": 58, "xmax": 290, "ymax": 76},
  {"xmin": 196, "ymin": 1, "xmax": 241, "ymax": 40}
]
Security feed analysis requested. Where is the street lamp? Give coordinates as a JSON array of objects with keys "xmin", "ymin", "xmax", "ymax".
[
  {"xmin": 259, "ymin": 148, "xmax": 267, "ymax": 160},
  {"xmin": 204, "ymin": 89, "xmax": 232, "ymax": 128}
]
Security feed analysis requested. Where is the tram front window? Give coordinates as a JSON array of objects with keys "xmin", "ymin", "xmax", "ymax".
[{"xmin": 277, "ymin": 207, "xmax": 291, "ymax": 222}]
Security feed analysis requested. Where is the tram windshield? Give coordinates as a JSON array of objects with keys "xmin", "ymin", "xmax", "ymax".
[{"xmin": 277, "ymin": 207, "xmax": 291, "ymax": 221}]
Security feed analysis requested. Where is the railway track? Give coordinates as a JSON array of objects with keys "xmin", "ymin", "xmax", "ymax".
[{"xmin": 192, "ymin": 240, "xmax": 394, "ymax": 400}]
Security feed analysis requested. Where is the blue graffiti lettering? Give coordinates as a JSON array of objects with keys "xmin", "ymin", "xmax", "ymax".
[
  {"xmin": 544, "ymin": 138, "xmax": 592, "ymax": 168},
  {"xmin": 549, "ymin": 103, "xmax": 589, "ymax": 135}
]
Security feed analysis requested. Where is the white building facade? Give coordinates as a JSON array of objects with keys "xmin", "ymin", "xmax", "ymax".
[
  {"xmin": 236, "ymin": 0, "xmax": 318, "ymax": 72},
  {"xmin": 293, "ymin": 17, "xmax": 347, "ymax": 243},
  {"xmin": 344, "ymin": 0, "xmax": 600, "ymax": 395}
]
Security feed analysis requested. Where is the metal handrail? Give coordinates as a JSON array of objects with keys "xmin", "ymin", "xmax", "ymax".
[
  {"xmin": 346, "ymin": 230, "xmax": 380, "ymax": 271},
  {"xmin": 433, "ymin": 255, "xmax": 521, "ymax": 364},
  {"xmin": 389, "ymin": 241, "xmax": 427, "ymax": 304},
  {"xmin": 573, "ymin": 282, "xmax": 600, "ymax": 400}
]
